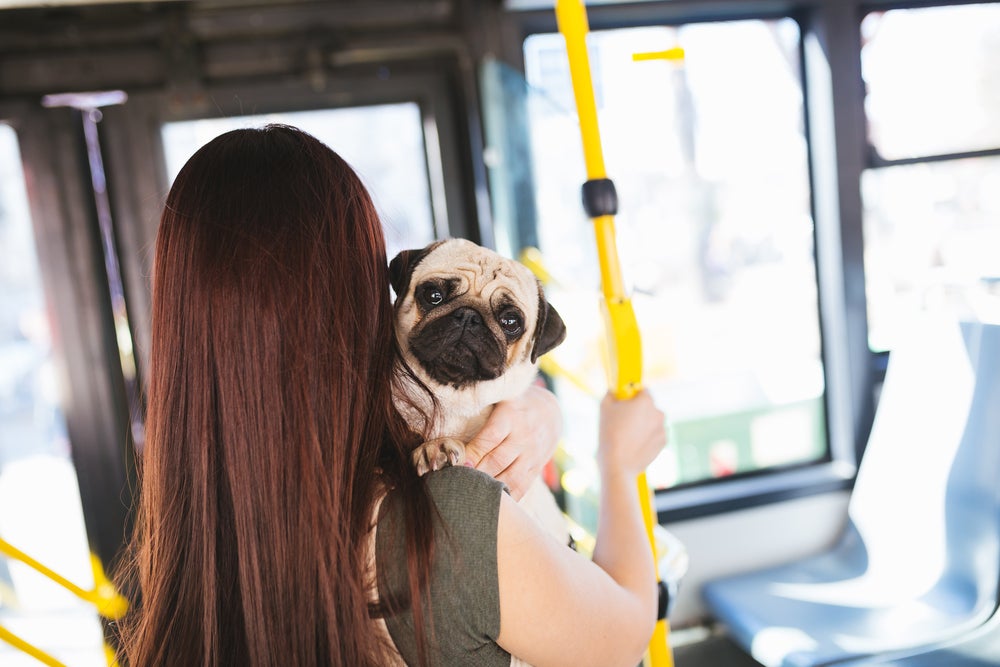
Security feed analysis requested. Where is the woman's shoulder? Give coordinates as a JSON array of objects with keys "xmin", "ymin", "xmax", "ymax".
[
  {"xmin": 424, "ymin": 465, "xmax": 507, "ymax": 500},
  {"xmin": 414, "ymin": 465, "xmax": 507, "ymax": 539},
  {"xmin": 377, "ymin": 465, "xmax": 506, "ymax": 537}
]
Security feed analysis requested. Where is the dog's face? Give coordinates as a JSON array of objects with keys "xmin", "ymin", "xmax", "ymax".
[{"xmin": 389, "ymin": 239, "xmax": 566, "ymax": 392}]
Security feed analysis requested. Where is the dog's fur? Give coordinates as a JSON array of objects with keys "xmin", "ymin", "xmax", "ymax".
[{"xmin": 389, "ymin": 238, "xmax": 569, "ymax": 544}]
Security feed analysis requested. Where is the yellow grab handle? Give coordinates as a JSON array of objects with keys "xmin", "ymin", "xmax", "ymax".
[{"xmin": 554, "ymin": 1, "xmax": 673, "ymax": 665}]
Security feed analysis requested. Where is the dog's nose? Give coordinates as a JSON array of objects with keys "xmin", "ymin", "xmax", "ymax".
[{"xmin": 451, "ymin": 307, "xmax": 484, "ymax": 328}]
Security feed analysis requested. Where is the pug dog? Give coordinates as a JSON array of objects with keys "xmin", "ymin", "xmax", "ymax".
[{"xmin": 389, "ymin": 238, "xmax": 570, "ymax": 544}]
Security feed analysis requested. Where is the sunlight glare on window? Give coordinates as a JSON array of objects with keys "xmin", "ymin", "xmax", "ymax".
[
  {"xmin": 161, "ymin": 104, "xmax": 436, "ymax": 260},
  {"xmin": 863, "ymin": 158, "xmax": 1000, "ymax": 351},
  {"xmin": 862, "ymin": 5, "xmax": 1000, "ymax": 160},
  {"xmin": 861, "ymin": 5, "xmax": 1000, "ymax": 351}
]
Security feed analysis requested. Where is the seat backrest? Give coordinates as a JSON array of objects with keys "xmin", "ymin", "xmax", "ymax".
[
  {"xmin": 940, "ymin": 322, "xmax": 1000, "ymax": 602},
  {"xmin": 846, "ymin": 317, "xmax": 1000, "ymax": 604}
]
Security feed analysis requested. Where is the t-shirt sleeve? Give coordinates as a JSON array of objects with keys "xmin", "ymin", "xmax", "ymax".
[{"xmin": 376, "ymin": 466, "xmax": 511, "ymax": 666}]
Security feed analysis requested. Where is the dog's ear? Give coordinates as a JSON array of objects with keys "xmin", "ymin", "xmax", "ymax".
[
  {"xmin": 531, "ymin": 287, "xmax": 567, "ymax": 363},
  {"xmin": 389, "ymin": 241, "xmax": 443, "ymax": 298}
]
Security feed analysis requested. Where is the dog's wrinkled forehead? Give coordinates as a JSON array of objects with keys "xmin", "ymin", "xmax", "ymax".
[{"xmin": 409, "ymin": 239, "xmax": 537, "ymax": 302}]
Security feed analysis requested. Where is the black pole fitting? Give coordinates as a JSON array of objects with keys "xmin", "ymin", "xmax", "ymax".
[
  {"xmin": 657, "ymin": 580, "xmax": 670, "ymax": 621},
  {"xmin": 581, "ymin": 178, "xmax": 618, "ymax": 218}
]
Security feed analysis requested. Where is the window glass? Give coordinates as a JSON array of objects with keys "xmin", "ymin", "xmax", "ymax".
[
  {"xmin": 861, "ymin": 4, "xmax": 1000, "ymax": 351},
  {"xmin": 161, "ymin": 104, "xmax": 436, "ymax": 259},
  {"xmin": 520, "ymin": 19, "xmax": 826, "ymax": 512},
  {"xmin": 863, "ymin": 157, "xmax": 1000, "ymax": 352},
  {"xmin": 862, "ymin": 4, "xmax": 1000, "ymax": 160},
  {"xmin": 0, "ymin": 123, "xmax": 105, "ymax": 664}
]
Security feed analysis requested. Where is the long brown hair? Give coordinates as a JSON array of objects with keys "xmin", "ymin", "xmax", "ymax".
[{"xmin": 120, "ymin": 125, "xmax": 433, "ymax": 665}]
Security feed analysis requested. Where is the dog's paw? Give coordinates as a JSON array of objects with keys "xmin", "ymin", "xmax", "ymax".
[{"xmin": 412, "ymin": 438, "xmax": 466, "ymax": 476}]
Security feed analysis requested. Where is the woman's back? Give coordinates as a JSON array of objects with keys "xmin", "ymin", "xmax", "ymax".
[{"xmin": 121, "ymin": 125, "xmax": 428, "ymax": 666}]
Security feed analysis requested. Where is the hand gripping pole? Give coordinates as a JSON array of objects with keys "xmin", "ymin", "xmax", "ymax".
[{"xmin": 554, "ymin": 2, "xmax": 674, "ymax": 665}]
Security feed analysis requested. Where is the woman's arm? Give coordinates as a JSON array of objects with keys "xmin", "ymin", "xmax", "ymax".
[
  {"xmin": 495, "ymin": 390, "xmax": 666, "ymax": 667},
  {"xmin": 465, "ymin": 383, "xmax": 562, "ymax": 500}
]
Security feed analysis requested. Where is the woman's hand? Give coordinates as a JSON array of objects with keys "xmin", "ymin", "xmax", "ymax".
[
  {"xmin": 464, "ymin": 383, "xmax": 562, "ymax": 500},
  {"xmin": 597, "ymin": 390, "xmax": 667, "ymax": 479}
]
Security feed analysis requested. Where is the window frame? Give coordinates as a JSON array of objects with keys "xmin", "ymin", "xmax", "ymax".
[{"xmin": 0, "ymin": 102, "xmax": 136, "ymax": 567}]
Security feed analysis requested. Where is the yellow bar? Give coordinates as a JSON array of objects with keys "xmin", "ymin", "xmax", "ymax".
[
  {"xmin": 0, "ymin": 625, "xmax": 67, "ymax": 667},
  {"xmin": 593, "ymin": 215, "xmax": 625, "ymax": 300},
  {"xmin": 555, "ymin": 1, "xmax": 674, "ymax": 665},
  {"xmin": 518, "ymin": 246, "xmax": 560, "ymax": 287},
  {"xmin": 0, "ymin": 537, "xmax": 91, "ymax": 601},
  {"xmin": 638, "ymin": 472, "xmax": 672, "ymax": 666},
  {"xmin": 105, "ymin": 641, "xmax": 122, "ymax": 667},
  {"xmin": 646, "ymin": 620, "xmax": 673, "ymax": 667},
  {"xmin": 633, "ymin": 48, "xmax": 685, "ymax": 62},
  {"xmin": 90, "ymin": 553, "xmax": 129, "ymax": 620},
  {"xmin": 601, "ymin": 297, "xmax": 642, "ymax": 399},
  {"xmin": 555, "ymin": 0, "xmax": 606, "ymax": 180},
  {"xmin": 0, "ymin": 538, "xmax": 128, "ymax": 620},
  {"xmin": 539, "ymin": 355, "xmax": 599, "ymax": 398}
]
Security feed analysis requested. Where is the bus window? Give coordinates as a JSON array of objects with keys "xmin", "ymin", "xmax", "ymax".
[
  {"xmin": 863, "ymin": 4, "xmax": 1000, "ymax": 160},
  {"xmin": 516, "ymin": 18, "xmax": 825, "ymax": 507},
  {"xmin": 861, "ymin": 4, "xmax": 1000, "ymax": 352},
  {"xmin": 161, "ymin": 103, "xmax": 437, "ymax": 260},
  {"xmin": 0, "ymin": 122, "xmax": 105, "ymax": 663}
]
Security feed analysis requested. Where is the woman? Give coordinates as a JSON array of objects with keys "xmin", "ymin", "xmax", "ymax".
[{"xmin": 122, "ymin": 125, "xmax": 665, "ymax": 666}]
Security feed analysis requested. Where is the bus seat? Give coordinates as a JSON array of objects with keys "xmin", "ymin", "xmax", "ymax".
[
  {"xmin": 701, "ymin": 317, "xmax": 1000, "ymax": 667},
  {"xmin": 848, "ymin": 604, "xmax": 1000, "ymax": 666}
]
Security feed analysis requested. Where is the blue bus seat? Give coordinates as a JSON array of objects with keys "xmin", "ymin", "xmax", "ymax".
[
  {"xmin": 852, "ymin": 605, "xmax": 1000, "ymax": 666},
  {"xmin": 701, "ymin": 318, "xmax": 1000, "ymax": 667}
]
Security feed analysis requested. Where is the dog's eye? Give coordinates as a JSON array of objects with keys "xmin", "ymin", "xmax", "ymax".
[
  {"xmin": 499, "ymin": 310, "xmax": 523, "ymax": 337},
  {"xmin": 419, "ymin": 284, "xmax": 444, "ymax": 307}
]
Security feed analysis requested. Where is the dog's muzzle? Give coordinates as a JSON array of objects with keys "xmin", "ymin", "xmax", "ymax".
[{"xmin": 409, "ymin": 306, "xmax": 507, "ymax": 387}]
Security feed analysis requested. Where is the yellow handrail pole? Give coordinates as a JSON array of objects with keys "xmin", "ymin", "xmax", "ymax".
[
  {"xmin": 0, "ymin": 625, "xmax": 67, "ymax": 667},
  {"xmin": 554, "ymin": 1, "xmax": 673, "ymax": 666},
  {"xmin": 0, "ymin": 537, "xmax": 91, "ymax": 601},
  {"xmin": 0, "ymin": 537, "xmax": 128, "ymax": 620}
]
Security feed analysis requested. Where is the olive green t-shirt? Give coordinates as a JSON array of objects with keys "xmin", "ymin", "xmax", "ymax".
[{"xmin": 375, "ymin": 466, "xmax": 511, "ymax": 666}]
